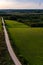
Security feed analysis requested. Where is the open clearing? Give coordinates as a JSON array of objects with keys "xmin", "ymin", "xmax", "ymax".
[
  {"xmin": 0, "ymin": 19, "xmax": 14, "ymax": 65},
  {"xmin": 5, "ymin": 20, "xmax": 43, "ymax": 65}
]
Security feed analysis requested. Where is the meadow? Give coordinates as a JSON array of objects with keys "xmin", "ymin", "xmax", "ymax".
[
  {"xmin": 5, "ymin": 20, "xmax": 43, "ymax": 65},
  {"xmin": 0, "ymin": 18, "xmax": 14, "ymax": 65}
]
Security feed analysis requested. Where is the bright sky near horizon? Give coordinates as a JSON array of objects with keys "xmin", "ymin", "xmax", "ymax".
[{"xmin": 0, "ymin": 0, "xmax": 43, "ymax": 9}]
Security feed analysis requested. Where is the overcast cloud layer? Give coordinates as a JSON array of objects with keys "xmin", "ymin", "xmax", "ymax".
[{"xmin": 0, "ymin": 0, "xmax": 43, "ymax": 9}]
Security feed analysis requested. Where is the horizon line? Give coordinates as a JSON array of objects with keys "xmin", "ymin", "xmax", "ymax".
[{"xmin": 0, "ymin": 8, "xmax": 43, "ymax": 10}]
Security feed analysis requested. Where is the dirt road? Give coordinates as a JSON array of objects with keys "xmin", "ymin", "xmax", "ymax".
[{"xmin": 2, "ymin": 17, "xmax": 22, "ymax": 65}]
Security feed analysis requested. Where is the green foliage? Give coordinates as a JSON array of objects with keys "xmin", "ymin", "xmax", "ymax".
[
  {"xmin": 5, "ymin": 20, "xmax": 29, "ymax": 28},
  {"xmin": 4, "ymin": 13, "xmax": 43, "ymax": 27},
  {"xmin": 6, "ymin": 20, "xmax": 43, "ymax": 65}
]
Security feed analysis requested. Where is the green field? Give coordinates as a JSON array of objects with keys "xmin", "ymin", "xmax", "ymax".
[
  {"xmin": 0, "ymin": 19, "xmax": 14, "ymax": 65},
  {"xmin": 5, "ymin": 20, "xmax": 43, "ymax": 65}
]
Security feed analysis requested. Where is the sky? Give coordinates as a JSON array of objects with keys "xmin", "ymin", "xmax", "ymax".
[{"xmin": 0, "ymin": 0, "xmax": 43, "ymax": 9}]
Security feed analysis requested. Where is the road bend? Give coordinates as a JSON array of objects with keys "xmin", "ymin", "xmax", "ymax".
[{"xmin": 2, "ymin": 17, "xmax": 22, "ymax": 65}]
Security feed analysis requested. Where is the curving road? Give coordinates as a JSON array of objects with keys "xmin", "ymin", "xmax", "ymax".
[{"xmin": 2, "ymin": 17, "xmax": 22, "ymax": 65}]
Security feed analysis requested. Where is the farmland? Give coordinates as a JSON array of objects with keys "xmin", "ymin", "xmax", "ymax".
[
  {"xmin": 0, "ymin": 18, "xmax": 14, "ymax": 65},
  {"xmin": 5, "ymin": 20, "xmax": 43, "ymax": 65}
]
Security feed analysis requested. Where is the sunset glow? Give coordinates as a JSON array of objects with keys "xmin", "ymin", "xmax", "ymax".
[{"xmin": 0, "ymin": 0, "xmax": 43, "ymax": 9}]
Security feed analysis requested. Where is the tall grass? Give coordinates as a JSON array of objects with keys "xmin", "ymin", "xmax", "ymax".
[{"xmin": 5, "ymin": 20, "xmax": 43, "ymax": 65}]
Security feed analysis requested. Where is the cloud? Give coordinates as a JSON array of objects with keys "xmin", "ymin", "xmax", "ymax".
[
  {"xmin": 15, "ymin": 2, "xmax": 43, "ymax": 9},
  {"xmin": 13, "ymin": 0, "xmax": 43, "ymax": 3},
  {"xmin": 0, "ymin": 0, "xmax": 43, "ymax": 9},
  {"xmin": 0, "ymin": 0, "xmax": 17, "ymax": 9}
]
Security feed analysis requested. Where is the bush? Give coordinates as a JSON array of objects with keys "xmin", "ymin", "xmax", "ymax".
[{"xmin": 30, "ymin": 23, "xmax": 43, "ymax": 27}]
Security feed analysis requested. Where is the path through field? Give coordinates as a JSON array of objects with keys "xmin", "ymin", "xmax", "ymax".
[{"xmin": 2, "ymin": 17, "xmax": 22, "ymax": 65}]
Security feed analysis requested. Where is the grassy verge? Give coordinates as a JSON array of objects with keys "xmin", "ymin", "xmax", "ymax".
[
  {"xmin": 5, "ymin": 20, "xmax": 43, "ymax": 65},
  {"xmin": 0, "ymin": 19, "xmax": 14, "ymax": 65}
]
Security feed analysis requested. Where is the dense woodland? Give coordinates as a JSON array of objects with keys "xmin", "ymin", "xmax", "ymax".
[
  {"xmin": 0, "ymin": 9, "xmax": 43, "ymax": 27},
  {"xmin": 3, "ymin": 14, "xmax": 43, "ymax": 27}
]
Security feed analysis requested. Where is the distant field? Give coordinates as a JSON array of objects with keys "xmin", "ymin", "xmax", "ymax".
[
  {"xmin": 5, "ymin": 20, "xmax": 29, "ymax": 28},
  {"xmin": 0, "ymin": 19, "xmax": 14, "ymax": 65},
  {"xmin": 5, "ymin": 20, "xmax": 43, "ymax": 65}
]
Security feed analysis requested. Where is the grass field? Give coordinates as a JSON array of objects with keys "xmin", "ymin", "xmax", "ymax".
[
  {"xmin": 0, "ymin": 19, "xmax": 14, "ymax": 65},
  {"xmin": 5, "ymin": 20, "xmax": 43, "ymax": 65}
]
